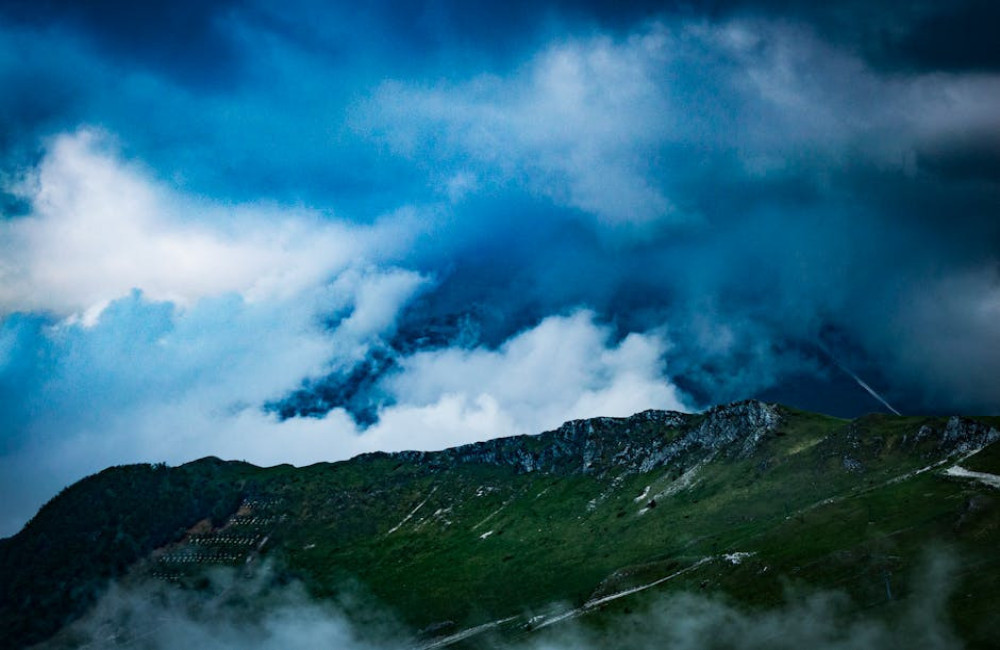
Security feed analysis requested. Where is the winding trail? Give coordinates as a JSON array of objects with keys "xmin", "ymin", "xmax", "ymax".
[
  {"xmin": 535, "ymin": 556, "xmax": 714, "ymax": 629},
  {"xmin": 416, "ymin": 617, "xmax": 518, "ymax": 650},
  {"xmin": 416, "ymin": 556, "xmax": 716, "ymax": 648}
]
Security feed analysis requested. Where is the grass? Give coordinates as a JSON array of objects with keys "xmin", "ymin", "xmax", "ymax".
[{"xmin": 6, "ymin": 405, "xmax": 1000, "ymax": 648}]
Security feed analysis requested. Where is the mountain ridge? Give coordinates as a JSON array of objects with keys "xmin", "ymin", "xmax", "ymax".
[
  {"xmin": 357, "ymin": 399, "xmax": 998, "ymax": 477},
  {"xmin": 5, "ymin": 401, "xmax": 1000, "ymax": 649},
  {"xmin": 359, "ymin": 400, "xmax": 779, "ymax": 475}
]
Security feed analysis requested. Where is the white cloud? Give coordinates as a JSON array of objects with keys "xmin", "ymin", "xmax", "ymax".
[
  {"xmin": 363, "ymin": 19, "xmax": 1000, "ymax": 226},
  {"xmin": 365, "ymin": 311, "xmax": 688, "ymax": 451},
  {"xmin": 669, "ymin": 20, "xmax": 1000, "ymax": 182},
  {"xmin": 334, "ymin": 268, "xmax": 428, "ymax": 341},
  {"xmin": 23, "ymin": 310, "xmax": 685, "ymax": 470},
  {"xmin": 0, "ymin": 128, "xmax": 417, "ymax": 318},
  {"xmin": 365, "ymin": 29, "xmax": 677, "ymax": 226}
]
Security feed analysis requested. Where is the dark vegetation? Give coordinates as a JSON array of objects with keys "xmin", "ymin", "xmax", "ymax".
[{"xmin": 0, "ymin": 458, "xmax": 250, "ymax": 648}]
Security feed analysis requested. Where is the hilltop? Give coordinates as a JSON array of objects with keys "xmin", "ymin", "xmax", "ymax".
[{"xmin": 3, "ymin": 401, "xmax": 1000, "ymax": 648}]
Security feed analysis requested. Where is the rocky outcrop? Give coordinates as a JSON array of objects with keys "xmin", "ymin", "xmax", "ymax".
[
  {"xmin": 909, "ymin": 416, "xmax": 1000, "ymax": 456},
  {"xmin": 392, "ymin": 400, "xmax": 782, "ymax": 477},
  {"xmin": 688, "ymin": 400, "xmax": 782, "ymax": 459}
]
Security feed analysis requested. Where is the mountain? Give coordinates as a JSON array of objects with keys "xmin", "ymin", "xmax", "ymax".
[{"xmin": 3, "ymin": 401, "xmax": 1000, "ymax": 649}]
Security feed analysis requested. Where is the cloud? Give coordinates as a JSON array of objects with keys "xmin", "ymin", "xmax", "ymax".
[
  {"xmin": 365, "ymin": 18, "xmax": 1000, "ymax": 212},
  {"xmin": 0, "ymin": 129, "xmax": 418, "ymax": 319},
  {"xmin": 362, "ymin": 27, "xmax": 678, "ymax": 226},
  {"xmin": 0, "ymin": 138, "xmax": 686, "ymax": 534},
  {"xmin": 0, "ymin": 128, "xmax": 691, "ymax": 538},
  {"xmin": 880, "ymin": 269, "xmax": 1000, "ymax": 411},
  {"xmin": 521, "ymin": 554, "xmax": 961, "ymax": 650},
  {"xmin": 48, "ymin": 563, "xmax": 406, "ymax": 649},
  {"xmin": 0, "ymin": 0, "xmax": 247, "ymax": 88},
  {"xmin": 52, "ymin": 551, "xmax": 961, "ymax": 650},
  {"xmin": 365, "ymin": 311, "xmax": 688, "ymax": 450},
  {"xmin": 357, "ymin": 17, "xmax": 1000, "ymax": 416}
]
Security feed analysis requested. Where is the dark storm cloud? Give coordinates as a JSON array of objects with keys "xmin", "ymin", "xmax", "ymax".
[
  {"xmin": 345, "ymin": 15, "xmax": 999, "ymax": 415},
  {"xmin": 7, "ymin": 0, "xmax": 997, "ymax": 93},
  {"xmin": 917, "ymin": 133, "xmax": 1000, "ymax": 184},
  {"xmin": 0, "ymin": 0, "xmax": 248, "ymax": 87},
  {"xmin": 308, "ymin": 0, "xmax": 1000, "ymax": 76},
  {"xmin": 886, "ymin": 1, "xmax": 1000, "ymax": 73},
  {"xmin": 2, "ymin": 0, "xmax": 993, "ymax": 206},
  {"xmin": 2, "ymin": 5, "xmax": 995, "ymax": 419},
  {"xmin": 315, "ymin": 0, "xmax": 1000, "ymax": 76}
]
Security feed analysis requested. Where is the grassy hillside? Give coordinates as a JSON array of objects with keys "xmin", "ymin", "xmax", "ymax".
[{"xmin": 5, "ymin": 402, "xmax": 1000, "ymax": 649}]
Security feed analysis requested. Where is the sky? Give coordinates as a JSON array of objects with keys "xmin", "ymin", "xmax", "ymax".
[{"xmin": 0, "ymin": 0, "xmax": 998, "ymax": 536}]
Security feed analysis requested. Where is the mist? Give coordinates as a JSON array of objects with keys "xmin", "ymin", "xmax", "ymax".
[
  {"xmin": 40, "ymin": 565, "xmax": 407, "ymax": 650},
  {"xmin": 517, "ymin": 552, "xmax": 961, "ymax": 650},
  {"xmin": 43, "ymin": 553, "xmax": 963, "ymax": 649}
]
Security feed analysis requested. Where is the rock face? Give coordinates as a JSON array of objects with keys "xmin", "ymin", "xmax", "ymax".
[
  {"xmin": 909, "ymin": 416, "xmax": 1000, "ymax": 456},
  {"xmin": 686, "ymin": 400, "xmax": 782, "ymax": 459},
  {"xmin": 391, "ymin": 400, "xmax": 782, "ymax": 477}
]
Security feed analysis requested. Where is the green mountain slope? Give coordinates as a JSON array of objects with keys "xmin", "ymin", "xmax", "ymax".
[{"xmin": 4, "ymin": 401, "xmax": 1000, "ymax": 649}]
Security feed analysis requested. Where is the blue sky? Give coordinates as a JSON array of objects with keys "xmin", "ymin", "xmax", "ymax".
[{"xmin": 1, "ymin": 0, "xmax": 998, "ymax": 535}]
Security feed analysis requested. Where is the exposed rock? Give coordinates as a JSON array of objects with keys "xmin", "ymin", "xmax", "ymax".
[
  {"xmin": 941, "ymin": 417, "xmax": 1000, "ymax": 455},
  {"xmin": 906, "ymin": 417, "xmax": 1000, "ymax": 456},
  {"xmin": 689, "ymin": 400, "xmax": 781, "ymax": 460},
  {"xmin": 390, "ymin": 400, "xmax": 781, "ymax": 477},
  {"xmin": 842, "ymin": 456, "xmax": 864, "ymax": 473}
]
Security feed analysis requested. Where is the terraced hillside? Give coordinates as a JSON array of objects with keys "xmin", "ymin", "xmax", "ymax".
[{"xmin": 4, "ymin": 401, "xmax": 1000, "ymax": 649}]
